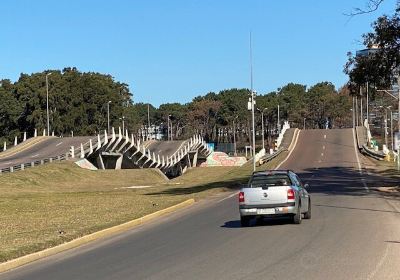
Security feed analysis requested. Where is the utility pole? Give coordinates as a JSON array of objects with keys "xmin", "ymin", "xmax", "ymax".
[{"xmin": 46, "ymin": 72, "xmax": 52, "ymax": 136}]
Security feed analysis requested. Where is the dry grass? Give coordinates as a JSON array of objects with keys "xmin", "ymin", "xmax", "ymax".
[{"xmin": 0, "ymin": 153, "xmax": 286, "ymax": 262}]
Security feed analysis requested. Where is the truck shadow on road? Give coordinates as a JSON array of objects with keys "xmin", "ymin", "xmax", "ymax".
[{"xmin": 221, "ymin": 217, "xmax": 295, "ymax": 228}]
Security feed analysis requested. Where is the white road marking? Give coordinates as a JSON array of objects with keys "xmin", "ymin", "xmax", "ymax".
[
  {"xmin": 321, "ymin": 153, "xmax": 324, "ymax": 157},
  {"xmin": 324, "ymin": 134, "xmax": 326, "ymax": 139},
  {"xmin": 56, "ymin": 142, "xmax": 63, "ymax": 147},
  {"xmin": 322, "ymin": 145, "xmax": 325, "ymax": 150},
  {"xmin": 275, "ymin": 130, "xmax": 301, "ymax": 170},
  {"xmin": 5, "ymin": 162, "xmax": 13, "ymax": 165},
  {"xmin": 217, "ymin": 192, "xmax": 238, "ymax": 203},
  {"xmin": 367, "ymin": 243, "xmax": 389, "ymax": 280},
  {"xmin": 352, "ymin": 129, "xmax": 369, "ymax": 192},
  {"xmin": 31, "ymin": 154, "xmax": 40, "ymax": 158}
]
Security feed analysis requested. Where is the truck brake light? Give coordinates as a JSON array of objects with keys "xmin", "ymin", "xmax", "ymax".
[
  {"xmin": 239, "ymin": 192, "xmax": 245, "ymax": 203},
  {"xmin": 287, "ymin": 189, "xmax": 295, "ymax": 200}
]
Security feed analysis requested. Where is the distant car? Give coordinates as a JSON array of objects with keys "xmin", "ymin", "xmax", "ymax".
[{"xmin": 239, "ymin": 170, "xmax": 311, "ymax": 226}]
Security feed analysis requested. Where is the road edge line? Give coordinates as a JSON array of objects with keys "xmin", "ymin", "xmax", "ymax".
[
  {"xmin": 352, "ymin": 128, "xmax": 369, "ymax": 192},
  {"xmin": 0, "ymin": 198, "xmax": 195, "ymax": 274},
  {"xmin": 275, "ymin": 128, "xmax": 301, "ymax": 170}
]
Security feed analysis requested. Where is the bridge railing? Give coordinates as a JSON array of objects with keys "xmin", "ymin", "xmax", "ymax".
[{"xmin": 0, "ymin": 154, "xmax": 69, "ymax": 175}]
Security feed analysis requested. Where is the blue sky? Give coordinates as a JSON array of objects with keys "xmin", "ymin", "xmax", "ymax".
[{"xmin": 1, "ymin": 0, "xmax": 398, "ymax": 106}]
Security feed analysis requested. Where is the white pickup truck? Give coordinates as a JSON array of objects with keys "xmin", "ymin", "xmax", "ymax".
[{"xmin": 239, "ymin": 170, "xmax": 311, "ymax": 227}]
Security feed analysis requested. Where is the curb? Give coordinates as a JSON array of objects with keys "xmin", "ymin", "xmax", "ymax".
[{"xmin": 0, "ymin": 198, "xmax": 195, "ymax": 274}]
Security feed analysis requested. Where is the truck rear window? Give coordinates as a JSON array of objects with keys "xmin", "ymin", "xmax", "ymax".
[{"xmin": 249, "ymin": 174, "xmax": 292, "ymax": 188}]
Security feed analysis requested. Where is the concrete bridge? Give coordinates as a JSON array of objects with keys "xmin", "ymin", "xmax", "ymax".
[{"xmin": 0, "ymin": 127, "xmax": 212, "ymax": 177}]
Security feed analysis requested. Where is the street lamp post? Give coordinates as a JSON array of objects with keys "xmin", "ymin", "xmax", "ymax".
[
  {"xmin": 391, "ymin": 109, "xmax": 394, "ymax": 151},
  {"xmin": 233, "ymin": 115, "xmax": 238, "ymax": 156},
  {"xmin": 107, "ymin": 101, "xmax": 111, "ymax": 133},
  {"xmin": 277, "ymin": 104, "xmax": 280, "ymax": 134},
  {"xmin": 119, "ymin": 116, "xmax": 125, "ymax": 133},
  {"xmin": 46, "ymin": 72, "xmax": 52, "ymax": 136},
  {"xmin": 167, "ymin": 114, "xmax": 172, "ymax": 141},
  {"xmin": 303, "ymin": 118, "xmax": 306, "ymax": 130},
  {"xmin": 147, "ymin": 104, "xmax": 151, "ymax": 139}
]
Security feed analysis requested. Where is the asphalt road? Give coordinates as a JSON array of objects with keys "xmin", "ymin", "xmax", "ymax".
[
  {"xmin": 0, "ymin": 137, "xmax": 94, "ymax": 170},
  {"xmin": 2, "ymin": 129, "xmax": 400, "ymax": 280},
  {"xmin": 147, "ymin": 140, "xmax": 187, "ymax": 157}
]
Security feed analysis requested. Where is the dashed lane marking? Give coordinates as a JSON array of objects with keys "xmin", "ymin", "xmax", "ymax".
[
  {"xmin": 322, "ymin": 145, "xmax": 325, "ymax": 150},
  {"xmin": 56, "ymin": 142, "xmax": 63, "ymax": 147},
  {"xmin": 324, "ymin": 134, "xmax": 326, "ymax": 139},
  {"xmin": 321, "ymin": 153, "xmax": 324, "ymax": 157},
  {"xmin": 31, "ymin": 154, "xmax": 40, "ymax": 158}
]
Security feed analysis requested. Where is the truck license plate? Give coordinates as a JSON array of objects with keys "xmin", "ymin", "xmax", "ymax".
[{"xmin": 257, "ymin": 208, "xmax": 275, "ymax": 215}]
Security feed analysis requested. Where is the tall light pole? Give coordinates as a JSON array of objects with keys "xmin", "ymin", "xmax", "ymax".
[
  {"xmin": 107, "ymin": 101, "xmax": 111, "ymax": 133},
  {"xmin": 167, "ymin": 114, "xmax": 172, "ymax": 141},
  {"xmin": 120, "ymin": 116, "xmax": 125, "ymax": 132},
  {"xmin": 147, "ymin": 104, "xmax": 151, "ymax": 139},
  {"xmin": 46, "ymin": 72, "xmax": 52, "ymax": 136},
  {"xmin": 387, "ymin": 106, "xmax": 393, "ymax": 150},
  {"xmin": 249, "ymin": 32, "xmax": 256, "ymax": 172},
  {"xmin": 366, "ymin": 82, "xmax": 369, "ymax": 125},
  {"xmin": 233, "ymin": 115, "xmax": 238, "ymax": 156},
  {"xmin": 277, "ymin": 104, "xmax": 280, "ymax": 134}
]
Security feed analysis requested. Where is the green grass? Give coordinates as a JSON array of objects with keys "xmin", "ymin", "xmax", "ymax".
[{"xmin": 0, "ymin": 153, "xmax": 287, "ymax": 262}]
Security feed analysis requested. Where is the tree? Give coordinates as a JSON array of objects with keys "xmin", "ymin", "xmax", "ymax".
[
  {"xmin": 0, "ymin": 80, "xmax": 22, "ymax": 143},
  {"xmin": 345, "ymin": 7, "xmax": 400, "ymax": 90}
]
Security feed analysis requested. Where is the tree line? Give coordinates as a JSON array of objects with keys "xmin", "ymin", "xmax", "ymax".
[{"xmin": 0, "ymin": 67, "xmax": 352, "ymax": 150}]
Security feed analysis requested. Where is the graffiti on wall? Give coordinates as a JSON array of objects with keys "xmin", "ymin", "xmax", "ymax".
[{"xmin": 200, "ymin": 152, "xmax": 247, "ymax": 167}]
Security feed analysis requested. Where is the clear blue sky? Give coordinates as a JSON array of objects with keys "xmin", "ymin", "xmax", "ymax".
[{"xmin": 1, "ymin": 0, "xmax": 398, "ymax": 106}]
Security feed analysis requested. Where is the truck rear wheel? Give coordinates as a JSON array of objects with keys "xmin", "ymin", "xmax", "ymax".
[{"xmin": 293, "ymin": 205, "xmax": 302, "ymax": 224}]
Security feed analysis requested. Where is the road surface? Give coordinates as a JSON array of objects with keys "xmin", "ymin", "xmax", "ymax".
[
  {"xmin": 1, "ymin": 129, "xmax": 400, "ymax": 280},
  {"xmin": 0, "ymin": 137, "xmax": 94, "ymax": 170}
]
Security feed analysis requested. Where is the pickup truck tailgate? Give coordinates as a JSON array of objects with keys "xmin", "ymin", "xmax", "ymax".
[{"xmin": 244, "ymin": 186, "xmax": 288, "ymax": 205}]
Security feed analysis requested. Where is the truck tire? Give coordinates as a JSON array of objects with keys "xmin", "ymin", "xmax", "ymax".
[
  {"xmin": 304, "ymin": 199, "xmax": 311, "ymax": 219},
  {"xmin": 293, "ymin": 204, "xmax": 302, "ymax": 224}
]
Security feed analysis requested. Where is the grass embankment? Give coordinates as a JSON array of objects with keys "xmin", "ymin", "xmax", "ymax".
[
  {"xmin": 0, "ymin": 152, "xmax": 287, "ymax": 262},
  {"xmin": 363, "ymin": 155, "xmax": 400, "ymax": 195}
]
